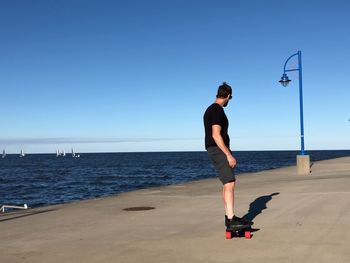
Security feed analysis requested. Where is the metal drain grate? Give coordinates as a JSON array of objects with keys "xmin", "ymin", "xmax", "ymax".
[{"xmin": 123, "ymin": 206, "xmax": 155, "ymax": 211}]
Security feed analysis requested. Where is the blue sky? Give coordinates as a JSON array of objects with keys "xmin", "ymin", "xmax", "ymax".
[{"xmin": 0, "ymin": 0, "xmax": 349, "ymax": 153}]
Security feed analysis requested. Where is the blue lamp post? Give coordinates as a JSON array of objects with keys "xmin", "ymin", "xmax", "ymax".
[
  {"xmin": 279, "ymin": 50, "xmax": 305, "ymax": 155},
  {"xmin": 279, "ymin": 51, "xmax": 310, "ymax": 174}
]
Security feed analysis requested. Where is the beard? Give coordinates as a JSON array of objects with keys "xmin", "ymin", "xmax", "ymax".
[{"xmin": 223, "ymin": 100, "xmax": 229, "ymax": 107}]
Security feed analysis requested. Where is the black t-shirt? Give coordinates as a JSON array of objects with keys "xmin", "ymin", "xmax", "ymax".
[{"xmin": 203, "ymin": 103, "xmax": 230, "ymax": 149}]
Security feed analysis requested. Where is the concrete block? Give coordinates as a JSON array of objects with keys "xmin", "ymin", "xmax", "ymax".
[{"xmin": 297, "ymin": 155, "xmax": 310, "ymax": 175}]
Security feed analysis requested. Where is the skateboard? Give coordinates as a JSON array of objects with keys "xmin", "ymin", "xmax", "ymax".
[{"xmin": 225, "ymin": 225, "xmax": 252, "ymax": 239}]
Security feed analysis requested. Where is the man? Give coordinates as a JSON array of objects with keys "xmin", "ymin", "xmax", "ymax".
[{"xmin": 203, "ymin": 82, "xmax": 252, "ymax": 231}]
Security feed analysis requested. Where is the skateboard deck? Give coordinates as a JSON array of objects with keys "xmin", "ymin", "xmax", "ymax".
[{"xmin": 225, "ymin": 226, "xmax": 252, "ymax": 239}]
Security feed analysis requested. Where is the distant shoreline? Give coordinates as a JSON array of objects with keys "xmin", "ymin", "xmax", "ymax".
[{"xmin": 1, "ymin": 149, "xmax": 350, "ymax": 155}]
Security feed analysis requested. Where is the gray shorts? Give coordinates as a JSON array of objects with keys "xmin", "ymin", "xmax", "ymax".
[{"xmin": 207, "ymin": 146, "xmax": 236, "ymax": 184}]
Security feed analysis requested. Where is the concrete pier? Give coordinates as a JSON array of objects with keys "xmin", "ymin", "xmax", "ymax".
[{"xmin": 1, "ymin": 156, "xmax": 349, "ymax": 263}]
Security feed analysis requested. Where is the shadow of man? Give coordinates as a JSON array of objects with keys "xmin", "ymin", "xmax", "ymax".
[{"xmin": 243, "ymin": 192, "xmax": 280, "ymax": 222}]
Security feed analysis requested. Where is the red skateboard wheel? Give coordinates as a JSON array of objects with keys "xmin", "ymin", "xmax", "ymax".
[
  {"xmin": 225, "ymin": 231, "xmax": 232, "ymax": 239},
  {"xmin": 244, "ymin": 231, "xmax": 251, "ymax": 239}
]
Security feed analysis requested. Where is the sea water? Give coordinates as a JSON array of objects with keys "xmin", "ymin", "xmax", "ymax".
[{"xmin": 1, "ymin": 150, "xmax": 349, "ymax": 208}]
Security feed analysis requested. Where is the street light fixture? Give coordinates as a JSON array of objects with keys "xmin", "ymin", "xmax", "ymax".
[
  {"xmin": 279, "ymin": 73, "xmax": 291, "ymax": 87},
  {"xmin": 279, "ymin": 51, "xmax": 310, "ymax": 174}
]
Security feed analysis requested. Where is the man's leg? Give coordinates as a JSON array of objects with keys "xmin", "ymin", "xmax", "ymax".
[
  {"xmin": 223, "ymin": 181, "xmax": 235, "ymax": 219},
  {"xmin": 223, "ymin": 181, "xmax": 254, "ymax": 228}
]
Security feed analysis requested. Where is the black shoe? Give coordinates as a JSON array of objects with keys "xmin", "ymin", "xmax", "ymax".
[
  {"xmin": 225, "ymin": 215, "xmax": 232, "ymax": 227},
  {"xmin": 226, "ymin": 216, "xmax": 249, "ymax": 231},
  {"xmin": 234, "ymin": 215, "xmax": 254, "ymax": 226},
  {"xmin": 225, "ymin": 215, "xmax": 253, "ymax": 227}
]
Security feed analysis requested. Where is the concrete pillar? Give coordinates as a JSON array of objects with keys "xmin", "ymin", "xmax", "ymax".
[{"xmin": 297, "ymin": 155, "xmax": 310, "ymax": 175}]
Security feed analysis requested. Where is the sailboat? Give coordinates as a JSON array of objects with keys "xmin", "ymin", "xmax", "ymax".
[
  {"xmin": 72, "ymin": 148, "xmax": 80, "ymax": 158},
  {"xmin": 19, "ymin": 149, "xmax": 25, "ymax": 158},
  {"xmin": 56, "ymin": 149, "xmax": 60, "ymax": 157},
  {"xmin": 2, "ymin": 149, "xmax": 5, "ymax": 158}
]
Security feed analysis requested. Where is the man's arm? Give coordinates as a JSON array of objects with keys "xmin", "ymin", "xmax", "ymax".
[{"xmin": 212, "ymin": 124, "xmax": 236, "ymax": 168}]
